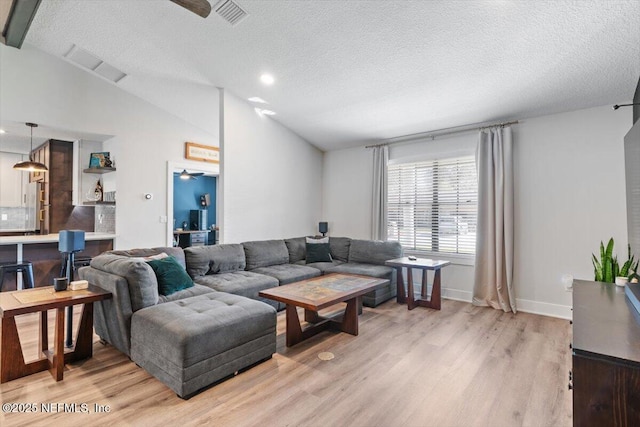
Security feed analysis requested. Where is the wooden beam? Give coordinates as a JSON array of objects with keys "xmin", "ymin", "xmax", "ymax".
[{"xmin": 2, "ymin": 0, "xmax": 42, "ymax": 49}]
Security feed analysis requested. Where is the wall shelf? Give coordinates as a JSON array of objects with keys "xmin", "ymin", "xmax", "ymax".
[
  {"xmin": 83, "ymin": 167, "xmax": 116, "ymax": 174},
  {"xmin": 83, "ymin": 201, "xmax": 116, "ymax": 205}
]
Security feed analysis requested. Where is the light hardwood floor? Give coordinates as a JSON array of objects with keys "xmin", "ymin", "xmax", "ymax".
[{"xmin": 0, "ymin": 299, "xmax": 572, "ymax": 427}]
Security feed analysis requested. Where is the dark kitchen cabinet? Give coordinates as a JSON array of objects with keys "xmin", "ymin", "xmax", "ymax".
[
  {"xmin": 571, "ymin": 280, "xmax": 640, "ymax": 426},
  {"xmin": 29, "ymin": 139, "xmax": 78, "ymax": 234}
]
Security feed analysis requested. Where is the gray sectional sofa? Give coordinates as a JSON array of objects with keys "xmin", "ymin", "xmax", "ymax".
[{"xmin": 79, "ymin": 236, "xmax": 401, "ymax": 398}]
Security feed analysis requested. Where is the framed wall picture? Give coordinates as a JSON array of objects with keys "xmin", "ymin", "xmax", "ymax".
[
  {"xmin": 185, "ymin": 142, "xmax": 220, "ymax": 164},
  {"xmin": 89, "ymin": 152, "xmax": 111, "ymax": 168}
]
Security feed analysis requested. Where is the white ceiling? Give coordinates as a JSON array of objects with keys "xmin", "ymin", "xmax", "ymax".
[
  {"xmin": 0, "ymin": 120, "xmax": 112, "ymax": 154},
  {"xmin": 20, "ymin": 0, "xmax": 640, "ymax": 151}
]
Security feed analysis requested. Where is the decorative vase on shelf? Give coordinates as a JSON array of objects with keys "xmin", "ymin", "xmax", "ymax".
[{"xmin": 94, "ymin": 180, "xmax": 103, "ymax": 202}]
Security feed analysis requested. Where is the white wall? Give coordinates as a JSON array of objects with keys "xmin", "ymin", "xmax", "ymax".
[
  {"xmin": 322, "ymin": 147, "xmax": 374, "ymax": 239},
  {"xmin": 221, "ymin": 90, "xmax": 323, "ymax": 243},
  {"xmin": 514, "ymin": 105, "xmax": 630, "ymax": 317},
  {"xmin": 0, "ymin": 44, "xmax": 219, "ymax": 249},
  {"xmin": 323, "ymin": 105, "xmax": 633, "ymax": 318}
]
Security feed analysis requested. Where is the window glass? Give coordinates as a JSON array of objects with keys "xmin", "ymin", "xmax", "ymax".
[{"xmin": 387, "ymin": 156, "xmax": 477, "ymax": 255}]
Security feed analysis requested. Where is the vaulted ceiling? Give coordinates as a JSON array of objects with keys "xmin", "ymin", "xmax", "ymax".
[{"xmin": 15, "ymin": 1, "xmax": 640, "ymax": 151}]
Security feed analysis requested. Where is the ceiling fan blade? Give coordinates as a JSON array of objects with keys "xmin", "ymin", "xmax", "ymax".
[
  {"xmin": 170, "ymin": 0, "xmax": 212, "ymax": 18},
  {"xmin": 190, "ymin": 172, "xmax": 205, "ymax": 177}
]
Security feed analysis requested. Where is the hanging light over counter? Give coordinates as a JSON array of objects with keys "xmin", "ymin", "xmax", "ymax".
[{"xmin": 13, "ymin": 122, "xmax": 48, "ymax": 172}]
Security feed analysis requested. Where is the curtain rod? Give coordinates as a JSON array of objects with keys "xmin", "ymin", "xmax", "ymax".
[{"xmin": 365, "ymin": 119, "xmax": 519, "ymax": 149}]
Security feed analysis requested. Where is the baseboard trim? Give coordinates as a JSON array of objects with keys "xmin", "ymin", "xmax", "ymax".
[
  {"xmin": 441, "ymin": 287, "xmax": 472, "ymax": 303},
  {"xmin": 514, "ymin": 298, "xmax": 572, "ymax": 320},
  {"xmin": 421, "ymin": 285, "xmax": 572, "ymax": 320}
]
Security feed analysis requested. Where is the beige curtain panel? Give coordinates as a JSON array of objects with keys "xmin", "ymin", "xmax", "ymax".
[
  {"xmin": 473, "ymin": 126, "xmax": 516, "ymax": 313},
  {"xmin": 371, "ymin": 145, "xmax": 389, "ymax": 241}
]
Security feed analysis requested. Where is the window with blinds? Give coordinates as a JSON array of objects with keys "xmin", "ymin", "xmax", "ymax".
[{"xmin": 387, "ymin": 156, "xmax": 477, "ymax": 255}]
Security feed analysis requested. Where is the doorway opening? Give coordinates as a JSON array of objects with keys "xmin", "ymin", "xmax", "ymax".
[{"xmin": 166, "ymin": 161, "xmax": 219, "ymax": 246}]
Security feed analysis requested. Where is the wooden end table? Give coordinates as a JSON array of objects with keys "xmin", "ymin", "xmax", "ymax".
[
  {"xmin": 385, "ymin": 257, "xmax": 450, "ymax": 310},
  {"xmin": 0, "ymin": 285, "xmax": 111, "ymax": 383},
  {"xmin": 259, "ymin": 273, "xmax": 388, "ymax": 347}
]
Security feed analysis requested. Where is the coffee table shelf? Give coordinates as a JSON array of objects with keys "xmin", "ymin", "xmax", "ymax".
[{"xmin": 259, "ymin": 273, "xmax": 388, "ymax": 347}]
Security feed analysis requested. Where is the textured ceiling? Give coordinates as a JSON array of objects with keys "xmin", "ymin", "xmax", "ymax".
[{"xmin": 21, "ymin": 0, "xmax": 640, "ymax": 151}]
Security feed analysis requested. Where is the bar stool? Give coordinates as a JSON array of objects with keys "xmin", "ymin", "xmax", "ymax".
[
  {"xmin": 59, "ymin": 255, "xmax": 93, "ymax": 278},
  {"xmin": 0, "ymin": 261, "xmax": 35, "ymax": 292}
]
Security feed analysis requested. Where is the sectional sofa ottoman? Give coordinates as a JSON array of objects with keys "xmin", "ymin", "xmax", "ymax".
[
  {"xmin": 131, "ymin": 292, "xmax": 276, "ymax": 399},
  {"xmin": 79, "ymin": 236, "xmax": 402, "ymax": 398}
]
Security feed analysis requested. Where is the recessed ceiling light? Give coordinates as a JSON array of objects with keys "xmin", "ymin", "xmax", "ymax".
[
  {"xmin": 0, "ymin": 129, "xmax": 6, "ymax": 134},
  {"xmin": 248, "ymin": 97, "xmax": 267, "ymax": 104},
  {"xmin": 260, "ymin": 74, "xmax": 275, "ymax": 85}
]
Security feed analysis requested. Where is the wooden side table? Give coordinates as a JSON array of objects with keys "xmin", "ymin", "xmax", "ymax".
[
  {"xmin": 385, "ymin": 257, "xmax": 450, "ymax": 310},
  {"xmin": 0, "ymin": 285, "xmax": 111, "ymax": 383}
]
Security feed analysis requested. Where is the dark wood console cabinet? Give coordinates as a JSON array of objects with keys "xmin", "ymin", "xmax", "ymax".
[{"xmin": 572, "ymin": 280, "xmax": 640, "ymax": 426}]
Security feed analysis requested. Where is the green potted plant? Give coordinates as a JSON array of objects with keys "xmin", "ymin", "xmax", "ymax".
[{"xmin": 592, "ymin": 238, "xmax": 638, "ymax": 284}]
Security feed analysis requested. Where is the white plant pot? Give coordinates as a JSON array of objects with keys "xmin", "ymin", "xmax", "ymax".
[{"xmin": 615, "ymin": 276, "xmax": 628, "ymax": 287}]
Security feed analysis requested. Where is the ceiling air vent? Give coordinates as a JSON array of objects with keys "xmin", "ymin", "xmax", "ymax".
[
  {"xmin": 214, "ymin": 0, "xmax": 247, "ymax": 26},
  {"xmin": 64, "ymin": 45, "xmax": 127, "ymax": 84}
]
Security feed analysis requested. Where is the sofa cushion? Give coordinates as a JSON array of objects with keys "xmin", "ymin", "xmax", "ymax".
[
  {"xmin": 251, "ymin": 264, "xmax": 321, "ymax": 285},
  {"xmin": 108, "ymin": 247, "xmax": 187, "ymax": 268},
  {"xmin": 298, "ymin": 259, "xmax": 344, "ymax": 273},
  {"xmin": 157, "ymin": 283, "xmax": 216, "ymax": 304},
  {"xmin": 194, "ymin": 271, "xmax": 280, "ymax": 310},
  {"xmin": 284, "ymin": 237, "xmax": 306, "ymax": 263},
  {"xmin": 185, "ymin": 244, "xmax": 245, "ymax": 277},
  {"xmin": 243, "ymin": 240, "xmax": 289, "ymax": 270},
  {"xmin": 90, "ymin": 254, "xmax": 159, "ymax": 311},
  {"xmin": 146, "ymin": 256, "xmax": 194, "ymax": 296},
  {"xmin": 329, "ymin": 237, "xmax": 351, "ymax": 262},
  {"xmin": 327, "ymin": 262, "xmax": 394, "ymax": 281},
  {"xmin": 348, "ymin": 239, "xmax": 403, "ymax": 265},
  {"xmin": 132, "ymin": 293, "xmax": 276, "ymax": 365}
]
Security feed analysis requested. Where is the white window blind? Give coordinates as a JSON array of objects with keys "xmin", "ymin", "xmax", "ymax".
[{"xmin": 387, "ymin": 156, "xmax": 478, "ymax": 255}]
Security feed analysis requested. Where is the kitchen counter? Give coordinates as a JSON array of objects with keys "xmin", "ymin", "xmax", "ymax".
[
  {"xmin": 0, "ymin": 232, "xmax": 116, "ymax": 245},
  {"xmin": 0, "ymin": 233, "xmax": 116, "ymax": 291}
]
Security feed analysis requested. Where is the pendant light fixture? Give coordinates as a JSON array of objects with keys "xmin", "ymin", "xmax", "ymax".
[
  {"xmin": 179, "ymin": 169, "xmax": 204, "ymax": 180},
  {"xmin": 13, "ymin": 122, "xmax": 48, "ymax": 172}
]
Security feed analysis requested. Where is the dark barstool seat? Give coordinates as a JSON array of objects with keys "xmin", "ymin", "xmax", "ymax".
[{"xmin": 0, "ymin": 261, "xmax": 35, "ymax": 291}]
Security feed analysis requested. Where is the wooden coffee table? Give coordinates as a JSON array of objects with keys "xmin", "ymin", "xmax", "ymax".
[
  {"xmin": 259, "ymin": 273, "xmax": 388, "ymax": 347},
  {"xmin": 0, "ymin": 285, "xmax": 111, "ymax": 383}
]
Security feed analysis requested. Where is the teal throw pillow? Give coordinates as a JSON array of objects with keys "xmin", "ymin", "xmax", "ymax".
[
  {"xmin": 146, "ymin": 255, "xmax": 194, "ymax": 296},
  {"xmin": 306, "ymin": 242, "xmax": 333, "ymax": 263}
]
